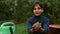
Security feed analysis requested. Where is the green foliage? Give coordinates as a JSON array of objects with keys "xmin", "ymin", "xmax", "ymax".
[{"xmin": 0, "ymin": 0, "xmax": 60, "ymax": 24}]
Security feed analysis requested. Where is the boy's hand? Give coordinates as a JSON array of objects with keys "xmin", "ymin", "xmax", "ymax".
[{"xmin": 32, "ymin": 22, "xmax": 41, "ymax": 31}]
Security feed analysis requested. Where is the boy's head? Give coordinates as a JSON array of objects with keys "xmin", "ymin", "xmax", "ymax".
[{"xmin": 32, "ymin": 2, "xmax": 44, "ymax": 16}]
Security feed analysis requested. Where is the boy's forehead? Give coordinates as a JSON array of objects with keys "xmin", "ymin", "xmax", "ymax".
[{"xmin": 34, "ymin": 4, "xmax": 41, "ymax": 8}]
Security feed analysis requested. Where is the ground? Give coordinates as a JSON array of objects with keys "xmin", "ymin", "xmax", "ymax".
[{"xmin": 14, "ymin": 23, "xmax": 28, "ymax": 34}]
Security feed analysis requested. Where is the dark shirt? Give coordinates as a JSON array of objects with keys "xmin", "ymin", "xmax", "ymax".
[{"xmin": 27, "ymin": 15, "xmax": 50, "ymax": 34}]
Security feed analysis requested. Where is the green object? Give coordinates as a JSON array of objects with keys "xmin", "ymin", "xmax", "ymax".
[{"xmin": 0, "ymin": 22, "xmax": 15, "ymax": 34}]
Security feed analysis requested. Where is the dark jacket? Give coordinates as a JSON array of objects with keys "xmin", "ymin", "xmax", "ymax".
[{"xmin": 27, "ymin": 15, "xmax": 50, "ymax": 34}]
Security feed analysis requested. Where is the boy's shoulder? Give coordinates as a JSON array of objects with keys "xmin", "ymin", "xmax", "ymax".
[
  {"xmin": 28, "ymin": 16, "xmax": 49, "ymax": 21},
  {"xmin": 41, "ymin": 16, "xmax": 49, "ymax": 21}
]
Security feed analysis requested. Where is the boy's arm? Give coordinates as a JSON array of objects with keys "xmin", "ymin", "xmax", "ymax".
[
  {"xmin": 27, "ymin": 19, "xmax": 34, "ymax": 33},
  {"xmin": 42, "ymin": 18, "xmax": 50, "ymax": 34}
]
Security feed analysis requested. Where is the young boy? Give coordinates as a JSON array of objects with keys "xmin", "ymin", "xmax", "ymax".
[{"xmin": 27, "ymin": 2, "xmax": 49, "ymax": 34}]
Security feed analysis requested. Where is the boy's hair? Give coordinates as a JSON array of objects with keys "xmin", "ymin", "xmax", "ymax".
[{"xmin": 32, "ymin": 2, "xmax": 43, "ymax": 12}]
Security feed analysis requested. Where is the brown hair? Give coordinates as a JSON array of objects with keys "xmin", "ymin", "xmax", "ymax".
[{"xmin": 32, "ymin": 2, "xmax": 43, "ymax": 12}]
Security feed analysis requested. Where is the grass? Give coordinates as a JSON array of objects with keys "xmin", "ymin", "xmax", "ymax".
[
  {"xmin": 14, "ymin": 23, "xmax": 60, "ymax": 34},
  {"xmin": 14, "ymin": 23, "xmax": 28, "ymax": 34}
]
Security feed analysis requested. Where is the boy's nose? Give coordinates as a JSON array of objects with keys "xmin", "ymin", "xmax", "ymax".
[{"xmin": 35, "ymin": 9, "xmax": 39, "ymax": 12}]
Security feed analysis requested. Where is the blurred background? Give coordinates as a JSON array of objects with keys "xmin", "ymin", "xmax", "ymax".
[{"xmin": 0, "ymin": 0, "xmax": 60, "ymax": 34}]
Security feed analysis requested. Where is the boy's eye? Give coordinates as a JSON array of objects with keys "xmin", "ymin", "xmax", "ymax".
[
  {"xmin": 34, "ymin": 8, "xmax": 36, "ymax": 10},
  {"xmin": 38, "ymin": 8, "xmax": 41, "ymax": 10}
]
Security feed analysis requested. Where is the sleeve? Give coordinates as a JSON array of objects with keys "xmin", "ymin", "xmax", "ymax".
[
  {"xmin": 27, "ymin": 19, "xmax": 32, "ymax": 32},
  {"xmin": 43, "ymin": 18, "xmax": 50, "ymax": 34}
]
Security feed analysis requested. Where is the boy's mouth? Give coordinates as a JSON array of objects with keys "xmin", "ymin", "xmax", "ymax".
[{"xmin": 35, "ymin": 12, "xmax": 39, "ymax": 14}]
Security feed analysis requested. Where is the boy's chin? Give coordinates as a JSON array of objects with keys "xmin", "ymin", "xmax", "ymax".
[{"xmin": 35, "ymin": 14, "xmax": 40, "ymax": 16}]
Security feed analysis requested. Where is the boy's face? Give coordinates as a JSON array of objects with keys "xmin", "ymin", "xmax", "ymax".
[{"xmin": 33, "ymin": 4, "xmax": 43, "ymax": 16}]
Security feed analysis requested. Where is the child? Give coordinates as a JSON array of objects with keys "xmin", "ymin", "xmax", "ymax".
[{"xmin": 27, "ymin": 2, "xmax": 49, "ymax": 34}]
